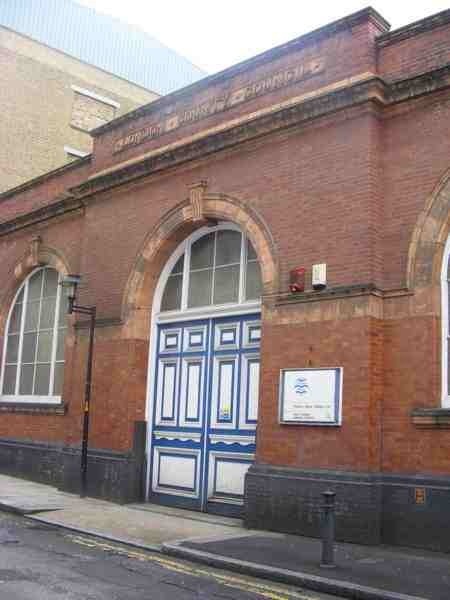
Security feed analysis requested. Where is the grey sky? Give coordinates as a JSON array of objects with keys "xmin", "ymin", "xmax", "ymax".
[{"xmin": 77, "ymin": 1, "xmax": 449, "ymax": 74}]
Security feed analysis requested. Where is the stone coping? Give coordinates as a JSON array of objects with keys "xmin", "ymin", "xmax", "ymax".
[
  {"xmin": 0, "ymin": 402, "xmax": 66, "ymax": 415},
  {"xmin": 411, "ymin": 407, "xmax": 450, "ymax": 428}
]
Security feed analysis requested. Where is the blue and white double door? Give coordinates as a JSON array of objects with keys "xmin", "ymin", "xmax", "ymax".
[{"xmin": 149, "ymin": 313, "xmax": 261, "ymax": 515}]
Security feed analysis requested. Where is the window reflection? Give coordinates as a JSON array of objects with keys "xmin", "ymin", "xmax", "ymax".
[
  {"xmin": 1, "ymin": 267, "xmax": 67, "ymax": 398},
  {"xmin": 160, "ymin": 228, "xmax": 262, "ymax": 313}
]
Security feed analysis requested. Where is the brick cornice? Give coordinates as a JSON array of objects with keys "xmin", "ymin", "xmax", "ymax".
[
  {"xmin": 386, "ymin": 63, "xmax": 450, "ymax": 103},
  {"xmin": 0, "ymin": 195, "xmax": 82, "ymax": 237},
  {"xmin": 0, "ymin": 156, "xmax": 91, "ymax": 202},
  {"xmin": 73, "ymin": 78, "xmax": 387, "ymax": 200},
  {"xmin": 72, "ymin": 66, "xmax": 450, "ymax": 201},
  {"xmin": 1, "ymin": 65, "xmax": 450, "ymax": 234}
]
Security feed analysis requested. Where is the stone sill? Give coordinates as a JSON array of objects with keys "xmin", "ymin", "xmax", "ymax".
[
  {"xmin": 272, "ymin": 283, "xmax": 412, "ymax": 306},
  {"xmin": 411, "ymin": 408, "xmax": 450, "ymax": 428},
  {"xmin": 0, "ymin": 403, "xmax": 66, "ymax": 415}
]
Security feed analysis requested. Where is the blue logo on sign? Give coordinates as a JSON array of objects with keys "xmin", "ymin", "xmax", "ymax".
[{"xmin": 294, "ymin": 377, "xmax": 309, "ymax": 394}]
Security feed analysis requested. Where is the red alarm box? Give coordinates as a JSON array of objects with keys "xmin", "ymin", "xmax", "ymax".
[{"xmin": 289, "ymin": 267, "xmax": 306, "ymax": 293}]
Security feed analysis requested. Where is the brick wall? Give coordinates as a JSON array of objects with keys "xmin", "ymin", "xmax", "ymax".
[
  {"xmin": 91, "ymin": 15, "xmax": 386, "ymax": 172},
  {"xmin": 0, "ymin": 26, "xmax": 157, "ymax": 193},
  {"xmin": 0, "ymin": 9, "xmax": 449, "ymax": 546},
  {"xmin": 378, "ymin": 11, "xmax": 450, "ymax": 81},
  {"xmin": 70, "ymin": 92, "xmax": 116, "ymax": 132}
]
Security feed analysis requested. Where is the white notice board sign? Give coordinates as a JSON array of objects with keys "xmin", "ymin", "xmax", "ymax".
[{"xmin": 279, "ymin": 367, "xmax": 343, "ymax": 425}]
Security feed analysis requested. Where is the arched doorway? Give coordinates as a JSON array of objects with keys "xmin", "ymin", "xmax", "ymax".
[{"xmin": 147, "ymin": 223, "xmax": 262, "ymax": 515}]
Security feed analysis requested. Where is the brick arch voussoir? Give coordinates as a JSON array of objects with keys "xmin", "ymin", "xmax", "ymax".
[
  {"xmin": 121, "ymin": 193, "xmax": 279, "ymax": 339},
  {"xmin": 408, "ymin": 168, "xmax": 450, "ymax": 290}
]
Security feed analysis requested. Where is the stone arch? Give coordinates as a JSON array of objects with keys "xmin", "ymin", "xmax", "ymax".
[
  {"xmin": 405, "ymin": 167, "xmax": 450, "ymax": 408},
  {"xmin": 0, "ymin": 236, "xmax": 71, "ymax": 335},
  {"xmin": 407, "ymin": 167, "xmax": 450, "ymax": 290},
  {"xmin": 121, "ymin": 189, "xmax": 279, "ymax": 339}
]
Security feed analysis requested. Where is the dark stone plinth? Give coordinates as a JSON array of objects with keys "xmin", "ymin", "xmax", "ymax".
[
  {"xmin": 0, "ymin": 421, "xmax": 147, "ymax": 505},
  {"xmin": 245, "ymin": 464, "xmax": 450, "ymax": 552},
  {"xmin": 382, "ymin": 472, "xmax": 450, "ymax": 553},
  {"xmin": 244, "ymin": 464, "xmax": 382, "ymax": 545}
]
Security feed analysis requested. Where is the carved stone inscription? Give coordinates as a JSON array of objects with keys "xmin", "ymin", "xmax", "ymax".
[{"xmin": 114, "ymin": 58, "xmax": 325, "ymax": 153}]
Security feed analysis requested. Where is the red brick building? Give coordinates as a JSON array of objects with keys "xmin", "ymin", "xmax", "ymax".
[{"xmin": 1, "ymin": 7, "xmax": 450, "ymax": 551}]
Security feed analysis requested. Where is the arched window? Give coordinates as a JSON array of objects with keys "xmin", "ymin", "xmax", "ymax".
[
  {"xmin": 442, "ymin": 236, "xmax": 450, "ymax": 408},
  {"xmin": 160, "ymin": 225, "xmax": 262, "ymax": 314},
  {"xmin": 0, "ymin": 267, "xmax": 67, "ymax": 403}
]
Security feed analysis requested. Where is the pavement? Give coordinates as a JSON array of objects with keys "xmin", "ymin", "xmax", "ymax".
[
  {"xmin": 0, "ymin": 512, "xmax": 336, "ymax": 600},
  {"xmin": 0, "ymin": 474, "xmax": 242, "ymax": 550},
  {"xmin": 1, "ymin": 473, "xmax": 449, "ymax": 600}
]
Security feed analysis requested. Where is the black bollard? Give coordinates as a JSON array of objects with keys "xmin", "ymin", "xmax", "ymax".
[{"xmin": 320, "ymin": 490, "xmax": 336, "ymax": 568}]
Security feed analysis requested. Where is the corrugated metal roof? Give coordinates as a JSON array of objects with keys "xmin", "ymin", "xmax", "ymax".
[{"xmin": 0, "ymin": 0, "xmax": 207, "ymax": 94}]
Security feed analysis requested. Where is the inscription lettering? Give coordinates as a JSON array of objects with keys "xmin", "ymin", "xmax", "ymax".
[{"xmin": 114, "ymin": 58, "xmax": 325, "ymax": 153}]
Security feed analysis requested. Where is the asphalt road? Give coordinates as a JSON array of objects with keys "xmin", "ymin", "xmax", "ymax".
[{"xmin": 0, "ymin": 511, "xmax": 344, "ymax": 600}]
